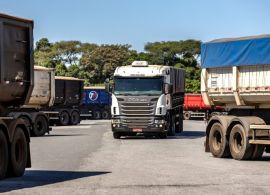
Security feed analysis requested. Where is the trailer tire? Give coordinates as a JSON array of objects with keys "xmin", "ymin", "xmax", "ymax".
[
  {"xmin": 209, "ymin": 123, "xmax": 230, "ymax": 158},
  {"xmin": 229, "ymin": 124, "xmax": 254, "ymax": 160},
  {"xmin": 251, "ymin": 145, "xmax": 265, "ymax": 160},
  {"xmin": 183, "ymin": 112, "xmax": 191, "ymax": 120},
  {"xmin": 70, "ymin": 111, "xmax": 80, "ymax": 125},
  {"xmin": 93, "ymin": 110, "xmax": 101, "ymax": 119},
  {"xmin": 102, "ymin": 110, "xmax": 110, "ymax": 119},
  {"xmin": 0, "ymin": 130, "xmax": 8, "ymax": 179},
  {"xmin": 33, "ymin": 115, "xmax": 48, "ymax": 136},
  {"xmin": 59, "ymin": 111, "xmax": 70, "ymax": 126},
  {"xmin": 113, "ymin": 132, "xmax": 121, "ymax": 139},
  {"xmin": 9, "ymin": 127, "xmax": 27, "ymax": 177}
]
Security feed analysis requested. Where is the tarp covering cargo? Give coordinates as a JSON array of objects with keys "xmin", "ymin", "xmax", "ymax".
[{"xmin": 201, "ymin": 35, "xmax": 270, "ymax": 68}]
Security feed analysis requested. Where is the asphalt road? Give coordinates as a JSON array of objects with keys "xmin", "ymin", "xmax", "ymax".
[{"xmin": 1, "ymin": 120, "xmax": 270, "ymax": 194}]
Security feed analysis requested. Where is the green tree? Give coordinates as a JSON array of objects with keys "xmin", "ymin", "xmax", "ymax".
[{"xmin": 80, "ymin": 44, "xmax": 132, "ymax": 84}]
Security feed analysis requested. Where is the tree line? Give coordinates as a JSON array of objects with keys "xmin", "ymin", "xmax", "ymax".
[{"xmin": 35, "ymin": 38, "xmax": 201, "ymax": 93}]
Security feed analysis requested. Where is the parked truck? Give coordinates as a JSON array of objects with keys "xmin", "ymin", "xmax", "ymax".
[
  {"xmin": 0, "ymin": 13, "xmax": 32, "ymax": 179},
  {"xmin": 201, "ymin": 35, "xmax": 270, "ymax": 160},
  {"xmin": 108, "ymin": 61, "xmax": 185, "ymax": 139},
  {"xmin": 183, "ymin": 94, "xmax": 224, "ymax": 120},
  {"xmin": 22, "ymin": 67, "xmax": 83, "ymax": 134},
  {"xmin": 80, "ymin": 86, "xmax": 111, "ymax": 119}
]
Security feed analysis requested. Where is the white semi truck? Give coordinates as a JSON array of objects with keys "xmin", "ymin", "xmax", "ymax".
[
  {"xmin": 201, "ymin": 35, "xmax": 270, "ymax": 160},
  {"xmin": 109, "ymin": 61, "xmax": 185, "ymax": 139}
]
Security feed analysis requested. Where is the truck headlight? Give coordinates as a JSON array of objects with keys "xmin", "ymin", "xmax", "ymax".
[
  {"xmin": 112, "ymin": 119, "xmax": 121, "ymax": 124},
  {"xmin": 154, "ymin": 119, "xmax": 165, "ymax": 124}
]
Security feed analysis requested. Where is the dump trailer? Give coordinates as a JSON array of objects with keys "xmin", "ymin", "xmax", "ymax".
[
  {"xmin": 109, "ymin": 61, "xmax": 185, "ymax": 139},
  {"xmin": 80, "ymin": 86, "xmax": 111, "ymax": 119},
  {"xmin": 201, "ymin": 35, "xmax": 270, "ymax": 160},
  {"xmin": 183, "ymin": 94, "xmax": 224, "ymax": 120},
  {"xmin": 46, "ymin": 76, "xmax": 84, "ymax": 126},
  {"xmin": 0, "ymin": 13, "xmax": 32, "ymax": 179},
  {"xmin": 24, "ymin": 67, "xmax": 84, "ymax": 128}
]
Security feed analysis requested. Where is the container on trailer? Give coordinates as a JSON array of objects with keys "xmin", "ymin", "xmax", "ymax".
[
  {"xmin": 83, "ymin": 86, "xmax": 111, "ymax": 105},
  {"xmin": 201, "ymin": 35, "xmax": 270, "ymax": 108},
  {"xmin": 26, "ymin": 66, "xmax": 55, "ymax": 107},
  {"xmin": 54, "ymin": 76, "xmax": 84, "ymax": 106},
  {"xmin": 0, "ymin": 13, "xmax": 34, "ymax": 108},
  {"xmin": 184, "ymin": 94, "xmax": 211, "ymax": 110}
]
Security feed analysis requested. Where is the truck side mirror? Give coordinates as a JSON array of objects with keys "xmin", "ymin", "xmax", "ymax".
[
  {"xmin": 165, "ymin": 84, "xmax": 173, "ymax": 94},
  {"xmin": 105, "ymin": 78, "xmax": 112, "ymax": 93}
]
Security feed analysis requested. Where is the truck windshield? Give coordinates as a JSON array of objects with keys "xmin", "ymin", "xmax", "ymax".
[{"xmin": 114, "ymin": 77, "xmax": 163, "ymax": 95}]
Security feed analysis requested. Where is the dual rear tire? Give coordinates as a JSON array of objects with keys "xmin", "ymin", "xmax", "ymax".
[
  {"xmin": 209, "ymin": 123, "xmax": 265, "ymax": 160},
  {"xmin": 0, "ymin": 127, "xmax": 28, "ymax": 179}
]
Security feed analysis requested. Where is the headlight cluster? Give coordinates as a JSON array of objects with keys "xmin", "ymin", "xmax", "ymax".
[
  {"xmin": 154, "ymin": 119, "xmax": 165, "ymax": 124},
  {"xmin": 112, "ymin": 119, "xmax": 121, "ymax": 124}
]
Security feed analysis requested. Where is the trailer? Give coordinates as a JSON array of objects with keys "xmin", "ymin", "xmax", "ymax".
[
  {"xmin": 201, "ymin": 35, "xmax": 270, "ymax": 160},
  {"xmin": 44, "ymin": 76, "xmax": 84, "ymax": 126},
  {"xmin": 109, "ymin": 61, "xmax": 185, "ymax": 139},
  {"xmin": 80, "ymin": 86, "xmax": 111, "ymax": 119},
  {"xmin": 0, "ymin": 13, "xmax": 32, "ymax": 179},
  {"xmin": 183, "ymin": 94, "xmax": 224, "ymax": 120}
]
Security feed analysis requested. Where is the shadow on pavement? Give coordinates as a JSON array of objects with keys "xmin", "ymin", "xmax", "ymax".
[
  {"xmin": 0, "ymin": 170, "xmax": 110, "ymax": 193},
  {"xmin": 43, "ymin": 134, "xmax": 86, "ymax": 137},
  {"xmin": 121, "ymin": 131, "xmax": 205, "ymax": 140}
]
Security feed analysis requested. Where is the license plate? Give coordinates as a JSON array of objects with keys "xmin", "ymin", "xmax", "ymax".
[{"xmin": 132, "ymin": 128, "xmax": 143, "ymax": 132}]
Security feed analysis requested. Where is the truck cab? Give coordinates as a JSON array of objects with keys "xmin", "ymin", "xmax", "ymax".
[{"xmin": 110, "ymin": 61, "xmax": 185, "ymax": 139}]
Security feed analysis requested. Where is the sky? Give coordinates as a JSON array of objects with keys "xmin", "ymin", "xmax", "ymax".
[{"xmin": 0, "ymin": 0, "xmax": 270, "ymax": 51}]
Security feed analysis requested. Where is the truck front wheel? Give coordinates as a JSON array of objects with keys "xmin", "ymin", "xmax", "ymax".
[
  {"xmin": 0, "ymin": 130, "xmax": 8, "ymax": 179},
  {"xmin": 209, "ymin": 123, "xmax": 230, "ymax": 158},
  {"xmin": 10, "ymin": 127, "xmax": 27, "ymax": 177},
  {"xmin": 113, "ymin": 132, "xmax": 121, "ymax": 139},
  {"xmin": 229, "ymin": 124, "xmax": 254, "ymax": 160}
]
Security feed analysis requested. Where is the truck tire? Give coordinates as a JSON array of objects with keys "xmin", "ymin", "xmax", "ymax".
[
  {"xmin": 158, "ymin": 132, "xmax": 167, "ymax": 139},
  {"xmin": 19, "ymin": 116, "xmax": 31, "ymax": 131},
  {"xmin": 209, "ymin": 123, "xmax": 230, "ymax": 158},
  {"xmin": 0, "ymin": 130, "xmax": 8, "ymax": 179},
  {"xmin": 93, "ymin": 110, "xmax": 101, "ymax": 119},
  {"xmin": 183, "ymin": 112, "xmax": 191, "ymax": 120},
  {"xmin": 113, "ymin": 132, "xmax": 121, "ymax": 139},
  {"xmin": 9, "ymin": 127, "xmax": 27, "ymax": 177},
  {"xmin": 59, "ymin": 111, "xmax": 70, "ymax": 126},
  {"xmin": 70, "ymin": 111, "xmax": 80, "ymax": 125},
  {"xmin": 229, "ymin": 124, "xmax": 254, "ymax": 160},
  {"xmin": 102, "ymin": 110, "xmax": 110, "ymax": 119},
  {"xmin": 251, "ymin": 145, "xmax": 265, "ymax": 160},
  {"xmin": 33, "ymin": 115, "xmax": 48, "ymax": 136},
  {"xmin": 168, "ymin": 115, "xmax": 176, "ymax": 136}
]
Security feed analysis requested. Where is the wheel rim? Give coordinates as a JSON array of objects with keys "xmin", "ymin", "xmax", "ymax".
[
  {"xmin": 37, "ymin": 120, "xmax": 43, "ymax": 132},
  {"xmin": 233, "ymin": 132, "xmax": 243, "ymax": 153},
  {"xmin": 212, "ymin": 130, "xmax": 222, "ymax": 151},
  {"xmin": 61, "ymin": 112, "xmax": 69, "ymax": 123}
]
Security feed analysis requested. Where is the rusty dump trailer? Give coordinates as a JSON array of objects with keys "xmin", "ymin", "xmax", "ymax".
[
  {"xmin": 25, "ymin": 67, "xmax": 84, "ymax": 127},
  {"xmin": 201, "ymin": 35, "xmax": 270, "ymax": 160},
  {"xmin": 0, "ymin": 13, "xmax": 33, "ymax": 179}
]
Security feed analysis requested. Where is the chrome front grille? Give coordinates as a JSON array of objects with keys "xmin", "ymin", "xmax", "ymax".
[
  {"xmin": 120, "ymin": 102, "xmax": 155, "ymax": 116},
  {"xmin": 119, "ymin": 102, "xmax": 155, "ymax": 128}
]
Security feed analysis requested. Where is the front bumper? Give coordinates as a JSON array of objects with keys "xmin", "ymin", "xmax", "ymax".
[{"xmin": 111, "ymin": 116, "xmax": 167, "ymax": 133}]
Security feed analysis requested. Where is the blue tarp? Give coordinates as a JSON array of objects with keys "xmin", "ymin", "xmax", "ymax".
[{"xmin": 201, "ymin": 35, "xmax": 270, "ymax": 68}]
